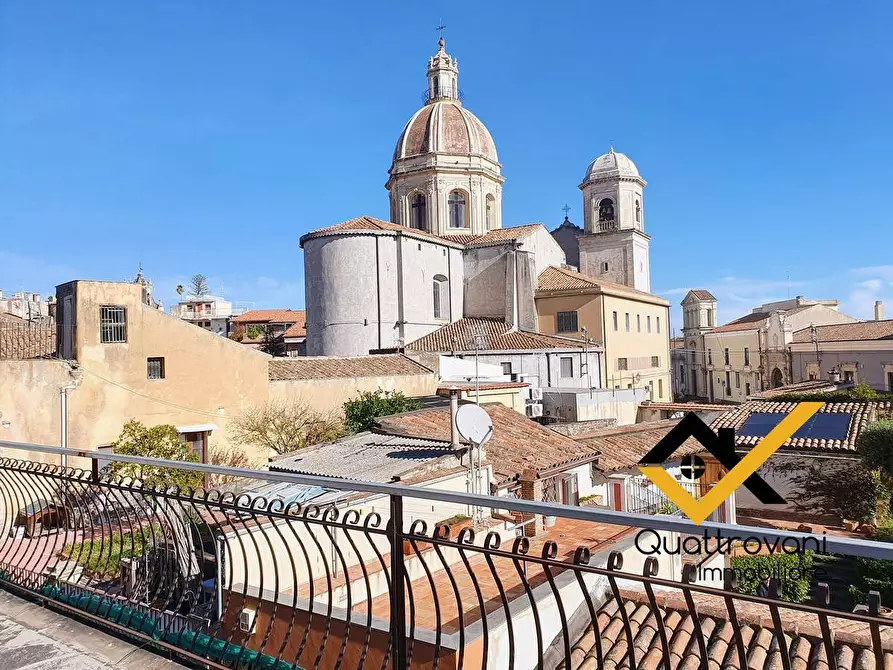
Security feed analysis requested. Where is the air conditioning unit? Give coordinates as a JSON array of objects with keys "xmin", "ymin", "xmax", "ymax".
[
  {"xmin": 239, "ymin": 607, "xmax": 256, "ymax": 634},
  {"xmin": 529, "ymin": 388, "xmax": 543, "ymax": 401},
  {"xmin": 526, "ymin": 403, "xmax": 543, "ymax": 418}
]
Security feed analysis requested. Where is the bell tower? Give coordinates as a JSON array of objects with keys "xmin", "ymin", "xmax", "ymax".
[{"xmin": 577, "ymin": 148, "xmax": 650, "ymax": 292}]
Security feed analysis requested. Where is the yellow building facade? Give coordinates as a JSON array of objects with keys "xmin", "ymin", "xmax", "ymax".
[{"xmin": 535, "ymin": 267, "xmax": 671, "ymax": 401}]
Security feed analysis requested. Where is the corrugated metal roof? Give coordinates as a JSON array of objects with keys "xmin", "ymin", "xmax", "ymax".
[{"xmin": 270, "ymin": 433, "xmax": 455, "ymax": 482}]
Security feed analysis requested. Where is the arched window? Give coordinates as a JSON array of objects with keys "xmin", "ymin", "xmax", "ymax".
[
  {"xmin": 485, "ymin": 194, "xmax": 494, "ymax": 230},
  {"xmin": 411, "ymin": 193, "xmax": 427, "ymax": 230},
  {"xmin": 598, "ymin": 198, "xmax": 615, "ymax": 222},
  {"xmin": 635, "ymin": 199, "xmax": 641, "ymax": 223},
  {"xmin": 433, "ymin": 76, "xmax": 439, "ymax": 98},
  {"xmin": 433, "ymin": 274, "xmax": 449, "ymax": 319},
  {"xmin": 448, "ymin": 191, "xmax": 467, "ymax": 228}
]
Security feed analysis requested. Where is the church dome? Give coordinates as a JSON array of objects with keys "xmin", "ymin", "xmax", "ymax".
[
  {"xmin": 393, "ymin": 100, "xmax": 498, "ymax": 162},
  {"xmin": 583, "ymin": 148, "xmax": 640, "ymax": 182}
]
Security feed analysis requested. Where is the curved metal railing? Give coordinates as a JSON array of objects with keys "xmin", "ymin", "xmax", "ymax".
[{"xmin": 0, "ymin": 440, "xmax": 892, "ymax": 669}]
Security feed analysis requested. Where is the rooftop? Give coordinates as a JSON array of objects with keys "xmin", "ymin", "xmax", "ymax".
[
  {"xmin": 792, "ymin": 319, "xmax": 893, "ymax": 343},
  {"xmin": 374, "ymin": 402, "xmax": 599, "ymax": 485},
  {"xmin": 572, "ymin": 420, "xmax": 704, "ymax": 473},
  {"xmin": 688, "ymin": 289, "xmax": 717, "ymax": 301},
  {"xmin": 299, "ymin": 216, "xmax": 464, "ymax": 248},
  {"xmin": 711, "ymin": 400, "xmax": 892, "ymax": 453},
  {"xmin": 406, "ymin": 316, "xmax": 587, "ymax": 353},
  {"xmin": 268, "ymin": 353, "xmax": 433, "ymax": 381},
  {"xmin": 270, "ymin": 433, "xmax": 457, "ymax": 483},
  {"xmin": 537, "ymin": 266, "xmax": 670, "ymax": 305},
  {"xmin": 747, "ymin": 379, "xmax": 844, "ymax": 398},
  {"xmin": 232, "ymin": 309, "xmax": 305, "ymax": 324},
  {"xmin": 567, "ymin": 590, "xmax": 889, "ymax": 670}
]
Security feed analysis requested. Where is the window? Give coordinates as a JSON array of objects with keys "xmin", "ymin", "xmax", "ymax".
[
  {"xmin": 707, "ymin": 310, "xmax": 714, "ymax": 327},
  {"xmin": 656, "ymin": 316, "xmax": 661, "ymax": 333},
  {"xmin": 724, "ymin": 348, "xmax": 730, "ymax": 365},
  {"xmin": 100, "ymin": 306, "xmax": 127, "ymax": 343},
  {"xmin": 598, "ymin": 198, "xmax": 615, "ymax": 222},
  {"xmin": 612, "ymin": 311, "xmax": 618, "ymax": 331},
  {"xmin": 651, "ymin": 355, "xmax": 660, "ymax": 367},
  {"xmin": 625, "ymin": 313, "xmax": 630, "ymax": 332},
  {"xmin": 744, "ymin": 347, "xmax": 750, "ymax": 366},
  {"xmin": 557, "ymin": 311, "xmax": 579, "ymax": 333},
  {"xmin": 637, "ymin": 314, "xmax": 641, "ymax": 332},
  {"xmin": 147, "ymin": 357, "xmax": 165, "ymax": 380},
  {"xmin": 658, "ymin": 379, "xmax": 663, "ymax": 398},
  {"xmin": 635, "ymin": 199, "xmax": 641, "ymax": 223},
  {"xmin": 888, "ymin": 371, "xmax": 893, "ymax": 392},
  {"xmin": 809, "ymin": 372, "xmax": 817, "ymax": 381},
  {"xmin": 501, "ymin": 362, "xmax": 512, "ymax": 375},
  {"xmin": 617, "ymin": 357, "xmax": 628, "ymax": 371},
  {"xmin": 725, "ymin": 371, "xmax": 732, "ymax": 395},
  {"xmin": 746, "ymin": 382, "xmax": 751, "ymax": 396},
  {"xmin": 680, "ymin": 364, "xmax": 685, "ymax": 380},
  {"xmin": 647, "ymin": 316, "xmax": 651, "ymax": 333},
  {"xmin": 602, "ymin": 261, "xmax": 609, "ymax": 273},
  {"xmin": 448, "ymin": 191, "xmax": 467, "ymax": 228},
  {"xmin": 560, "ymin": 357, "xmax": 574, "ymax": 378},
  {"xmin": 485, "ymin": 194, "xmax": 494, "ymax": 230},
  {"xmin": 844, "ymin": 370, "xmax": 855, "ymax": 383},
  {"xmin": 708, "ymin": 349, "xmax": 713, "ymax": 365},
  {"xmin": 735, "ymin": 372, "xmax": 741, "ymax": 389},
  {"xmin": 182, "ymin": 431, "xmax": 207, "ymax": 464},
  {"xmin": 433, "ymin": 275, "xmax": 449, "ymax": 319},
  {"xmin": 648, "ymin": 380, "xmax": 654, "ymax": 397},
  {"xmin": 433, "ymin": 76, "xmax": 439, "ymax": 97},
  {"xmin": 411, "ymin": 193, "xmax": 427, "ymax": 230}
]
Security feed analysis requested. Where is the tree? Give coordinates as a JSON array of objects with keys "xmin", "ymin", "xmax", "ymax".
[
  {"xmin": 343, "ymin": 389, "xmax": 424, "ymax": 433},
  {"xmin": 231, "ymin": 401, "xmax": 346, "ymax": 456},
  {"xmin": 110, "ymin": 420, "xmax": 203, "ymax": 490},
  {"xmin": 777, "ymin": 460, "xmax": 886, "ymax": 523},
  {"xmin": 259, "ymin": 326, "xmax": 286, "ymax": 357},
  {"xmin": 857, "ymin": 420, "xmax": 893, "ymax": 476},
  {"xmin": 189, "ymin": 274, "xmax": 210, "ymax": 297}
]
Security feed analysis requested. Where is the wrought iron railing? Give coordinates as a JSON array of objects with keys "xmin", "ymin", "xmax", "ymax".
[
  {"xmin": 1, "ymin": 439, "xmax": 893, "ymax": 669},
  {"xmin": 627, "ymin": 477, "xmax": 703, "ymax": 515}
]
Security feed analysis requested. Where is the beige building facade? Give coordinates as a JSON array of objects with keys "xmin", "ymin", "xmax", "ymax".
[{"xmin": 536, "ymin": 267, "xmax": 671, "ymax": 401}]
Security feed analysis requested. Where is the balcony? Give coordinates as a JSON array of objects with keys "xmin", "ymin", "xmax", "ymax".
[
  {"xmin": 0, "ymin": 440, "xmax": 892, "ymax": 669},
  {"xmin": 596, "ymin": 220, "xmax": 617, "ymax": 232}
]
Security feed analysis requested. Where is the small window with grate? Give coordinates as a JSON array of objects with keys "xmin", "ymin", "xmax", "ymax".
[
  {"xmin": 556, "ymin": 311, "xmax": 578, "ymax": 333},
  {"xmin": 501, "ymin": 362, "xmax": 512, "ymax": 375},
  {"xmin": 651, "ymin": 355, "xmax": 660, "ymax": 367},
  {"xmin": 147, "ymin": 357, "xmax": 165, "ymax": 380},
  {"xmin": 617, "ymin": 357, "xmax": 628, "ymax": 371},
  {"xmin": 100, "ymin": 306, "xmax": 127, "ymax": 343}
]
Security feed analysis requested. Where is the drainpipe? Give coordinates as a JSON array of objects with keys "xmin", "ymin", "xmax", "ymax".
[
  {"xmin": 60, "ymin": 384, "xmax": 77, "ymax": 469},
  {"xmin": 375, "ymin": 236, "xmax": 382, "ymax": 350},
  {"xmin": 449, "ymin": 387, "xmax": 460, "ymax": 450}
]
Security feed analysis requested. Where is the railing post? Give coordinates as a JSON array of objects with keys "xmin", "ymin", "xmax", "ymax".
[{"xmin": 389, "ymin": 494, "xmax": 407, "ymax": 670}]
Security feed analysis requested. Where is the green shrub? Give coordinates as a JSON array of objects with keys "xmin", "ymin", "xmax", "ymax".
[
  {"xmin": 343, "ymin": 389, "xmax": 423, "ymax": 433},
  {"xmin": 850, "ymin": 520, "xmax": 893, "ymax": 605},
  {"xmin": 851, "ymin": 383, "xmax": 880, "ymax": 400},
  {"xmin": 730, "ymin": 551, "xmax": 814, "ymax": 603},
  {"xmin": 62, "ymin": 524, "xmax": 159, "ymax": 577},
  {"xmin": 768, "ymin": 389, "xmax": 893, "ymax": 402},
  {"xmin": 857, "ymin": 420, "xmax": 893, "ymax": 478}
]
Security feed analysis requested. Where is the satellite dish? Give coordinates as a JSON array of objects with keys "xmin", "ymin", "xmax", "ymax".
[{"xmin": 455, "ymin": 404, "xmax": 493, "ymax": 445}]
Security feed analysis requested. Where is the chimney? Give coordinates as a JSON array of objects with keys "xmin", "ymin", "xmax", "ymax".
[
  {"xmin": 875, "ymin": 301, "xmax": 885, "ymax": 321},
  {"xmin": 449, "ymin": 387, "xmax": 460, "ymax": 451},
  {"xmin": 829, "ymin": 367, "xmax": 841, "ymax": 383}
]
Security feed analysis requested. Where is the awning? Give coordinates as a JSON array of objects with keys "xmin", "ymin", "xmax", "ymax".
[{"xmin": 176, "ymin": 423, "xmax": 218, "ymax": 434}]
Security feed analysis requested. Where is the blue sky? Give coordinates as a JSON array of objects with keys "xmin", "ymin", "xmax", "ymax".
[{"xmin": 1, "ymin": 1, "xmax": 891, "ymax": 332}]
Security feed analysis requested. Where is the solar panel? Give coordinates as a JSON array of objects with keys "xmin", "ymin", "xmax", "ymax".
[{"xmin": 737, "ymin": 412, "xmax": 852, "ymax": 441}]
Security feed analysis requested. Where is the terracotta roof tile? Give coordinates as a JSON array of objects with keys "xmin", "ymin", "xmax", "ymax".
[
  {"xmin": 537, "ymin": 266, "xmax": 670, "ymax": 305},
  {"xmin": 232, "ymin": 309, "xmax": 304, "ymax": 325},
  {"xmin": 0, "ymin": 322, "xmax": 56, "ymax": 359},
  {"xmin": 268, "ymin": 354, "xmax": 433, "ymax": 381},
  {"xmin": 436, "ymin": 382, "xmax": 529, "ymax": 392},
  {"xmin": 747, "ymin": 379, "xmax": 841, "ymax": 398},
  {"xmin": 792, "ymin": 319, "xmax": 893, "ymax": 343},
  {"xmin": 573, "ymin": 420, "xmax": 705, "ymax": 472},
  {"xmin": 689, "ymin": 289, "xmax": 716, "ymax": 300},
  {"xmin": 299, "ymin": 216, "xmax": 464, "ymax": 248},
  {"xmin": 712, "ymin": 306, "xmax": 812, "ymax": 333},
  {"xmin": 708, "ymin": 400, "xmax": 890, "ymax": 452},
  {"xmin": 375, "ymin": 403, "xmax": 598, "ymax": 484},
  {"xmin": 566, "ymin": 590, "xmax": 892, "ymax": 670},
  {"xmin": 406, "ymin": 317, "xmax": 586, "ymax": 352}
]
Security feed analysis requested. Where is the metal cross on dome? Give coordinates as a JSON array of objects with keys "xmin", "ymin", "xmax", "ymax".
[
  {"xmin": 562, "ymin": 204, "xmax": 571, "ymax": 216},
  {"xmin": 437, "ymin": 21, "xmax": 446, "ymax": 38}
]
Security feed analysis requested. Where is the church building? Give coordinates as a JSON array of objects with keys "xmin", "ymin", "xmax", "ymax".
[{"xmin": 300, "ymin": 37, "xmax": 670, "ymax": 400}]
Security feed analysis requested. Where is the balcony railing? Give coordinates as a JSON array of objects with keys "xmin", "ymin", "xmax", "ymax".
[
  {"xmin": 596, "ymin": 220, "xmax": 617, "ymax": 232},
  {"xmin": 1, "ymin": 439, "xmax": 893, "ymax": 669}
]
